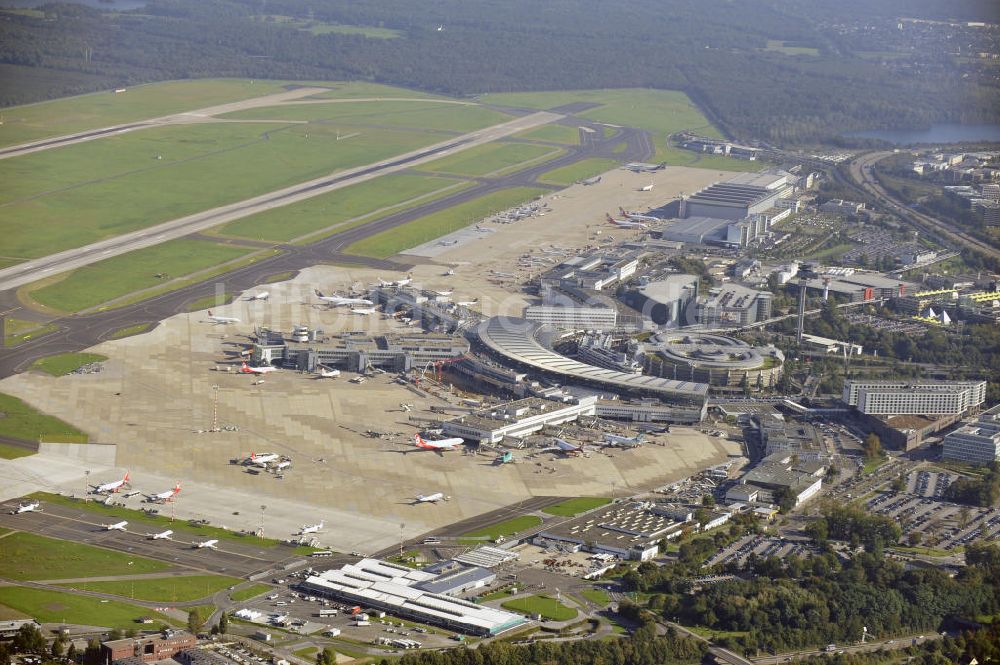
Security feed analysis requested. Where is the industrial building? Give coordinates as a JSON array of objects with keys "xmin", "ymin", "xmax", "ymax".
[
  {"xmin": 300, "ymin": 559, "xmax": 527, "ymax": 636},
  {"xmin": 251, "ymin": 330, "xmax": 468, "ymax": 373},
  {"xmin": 474, "ymin": 317, "xmax": 708, "ymax": 420},
  {"xmin": 680, "ymin": 172, "xmax": 793, "ymax": 220},
  {"xmin": 942, "ymin": 405, "xmax": 1000, "ymax": 466},
  {"xmin": 640, "ymin": 333, "xmax": 783, "ymax": 393},
  {"xmin": 696, "ymin": 284, "xmax": 773, "ymax": 327},
  {"xmin": 100, "ymin": 631, "xmax": 197, "ymax": 665},
  {"xmin": 539, "ymin": 251, "xmax": 639, "ymax": 292},
  {"xmin": 532, "ymin": 501, "xmax": 689, "ymax": 561},
  {"xmin": 798, "ymin": 271, "xmax": 914, "ymax": 302},
  {"xmin": 442, "ymin": 396, "xmax": 599, "ymax": 444},
  {"xmin": 623, "ymin": 274, "xmax": 699, "ymax": 326},
  {"xmin": 842, "ymin": 380, "xmax": 987, "ymax": 416}
]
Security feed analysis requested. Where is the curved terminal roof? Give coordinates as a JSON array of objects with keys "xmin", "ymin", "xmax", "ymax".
[
  {"xmin": 475, "ymin": 317, "xmax": 708, "ymax": 402},
  {"xmin": 645, "ymin": 332, "xmax": 783, "ymax": 371}
]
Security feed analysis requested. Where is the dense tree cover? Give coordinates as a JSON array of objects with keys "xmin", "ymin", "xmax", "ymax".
[
  {"xmin": 0, "ymin": 0, "xmax": 996, "ymax": 143},
  {"xmin": 795, "ymin": 621, "xmax": 1000, "ymax": 665},
  {"xmin": 659, "ymin": 546, "xmax": 1000, "ymax": 653},
  {"xmin": 944, "ymin": 463, "xmax": 1000, "ymax": 507},
  {"xmin": 379, "ymin": 625, "xmax": 706, "ymax": 665},
  {"xmin": 814, "ymin": 504, "xmax": 902, "ymax": 550}
]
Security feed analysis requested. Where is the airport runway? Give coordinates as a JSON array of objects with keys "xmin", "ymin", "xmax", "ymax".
[
  {"xmin": 0, "ymin": 122, "xmax": 653, "ymax": 380},
  {"xmin": 0, "ymin": 498, "xmax": 302, "ymax": 578}
]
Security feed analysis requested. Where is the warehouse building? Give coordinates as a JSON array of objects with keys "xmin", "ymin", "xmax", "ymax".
[
  {"xmin": 942, "ymin": 405, "xmax": 1000, "ymax": 465},
  {"xmin": 252, "ymin": 330, "xmax": 468, "ymax": 373},
  {"xmin": 842, "ymin": 380, "xmax": 987, "ymax": 416},
  {"xmin": 300, "ymin": 559, "xmax": 527, "ymax": 636},
  {"xmin": 680, "ymin": 172, "xmax": 793, "ymax": 220}
]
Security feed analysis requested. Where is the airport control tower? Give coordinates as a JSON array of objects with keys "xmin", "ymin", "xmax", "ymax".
[{"xmin": 796, "ymin": 263, "xmax": 819, "ymax": 343}]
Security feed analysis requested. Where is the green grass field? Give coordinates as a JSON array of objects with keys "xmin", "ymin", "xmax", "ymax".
[
  {"xmin": 481, "ymin": 89, "xmax": 721, "ymax": 161},
  {"xmin": 538, "ymin": 158, "xmax": 620, "ymax": 186},
  {"xmin": 185, "ymin": 292, "xmax": 235, "ymax": 313},
  {"xmin": 32, "ymin": 492, "xmax": 287, "ymax": 548},
  {"xmin": 513, "ymin": 124, "xmax": 580, "ymax": 145},
  {"xmin": 0, "ymin": 531, "xmax": 171, "ymax": 580},
  {"xmin": 542, "ymin": 497, "xmax": 612, "ymax": 517},
  {"xmin": 62, "ymin": 574, "xmax": 240, "ymax": 602},
  {"xmin": 28, "ymin": 239, "xmax": 250, "ymax": 313},
  {"xmin": 580, "ymin": 588, "xmax": 611, "ymax": 606},
  {"xmin": 460, "ymin": 515, "xmax": 543, "ymax": 541},
  {"xmin": 0, "ymin": 586, "xmax": 175, "ymax": 629},
  {"xmin": 417, "ymin": 142, "xmax": 562, "ymax": 177},
  {"xmin": 231, "ymin": 583, "xmax": 272, "ymax": 602},
  {"xmin": 30, "ymin": 352, "xmax": 108, "ymax": 376},
  {"xmin": 217, "ymin": 173, "xmax": 465, "ymax": 242},
  {"xmin": 219, "ymin": 100, "xmax": 509, "ymax": 133},
  {"xmin": 253, "ymin": 15, "xmax": 402, "ymax": 39},
  {"xmin": 346, "ymin": 187, "xmax": 545, "ymax": 258},
  {"xmin": 1, "ymin": 120, "xmax": 451, "ymax": 261},
  {"xmin": 3, "ymin": 318, "xmax": 58, "ymax": 347},
  {"xmin": 0, "ymin": 392, "xmax": 88, "ymax": 444},
  {"xmin": 108, "ymin": 323, "xmax": 155, "ymax": 340},
  {"xmin": 0, "ymin": 442, "xmax": 34, "ymax": 459},
  {"xmin": 501, "ymin": 595, "xmax": 577, "ymax": 621}
]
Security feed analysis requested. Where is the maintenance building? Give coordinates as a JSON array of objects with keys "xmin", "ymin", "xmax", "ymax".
[{"xmin": 680, "ymin": 172, "xmax": 793, "ymax": 220}]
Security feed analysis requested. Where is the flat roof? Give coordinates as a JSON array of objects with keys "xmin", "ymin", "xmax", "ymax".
[{"xmin": 475, "ymin": 317, "xmax": 708, "ymax": 401}]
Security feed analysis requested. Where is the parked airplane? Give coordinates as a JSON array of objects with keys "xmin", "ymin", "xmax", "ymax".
[
  {"xmin": 606, "ymin": 213, "xmax": 648, "ymax": 229},
  {"xmin": 194, "ymin": 539, "xmax": 219, "ymax": 549},
  {"xmin": 351, "ymin": 307, "xmax": 377, "ymax": 315},
  {"xmin": 443, "ymin": 268, "xmax": 455, "ymax": 276},
  {"xmin": 206, "ymin": 311, "xmax": 240, "ymax": 324},
  {"xmin": 315, "ymin": 290, "xmax": 373, "ymax": 307},
  {"xmin": 433, "ymin": 289, "xmax": 453, "ymax": 297},
  {"xmin": 104, "ymin": 521, "xmax": 128, "ymax": 531},
  {"xmin": 11, "ymin": 500, "xmax": 40, "ymax": 515},
  {"xmin": 245, "ymin": 291, "xmax": 269, "ymax": 301},
  {"xmin": 316, "ymin": 366, "xmax": 341, "ymax": 378},
  {"xmin": 619, "ymin": 207, "xmax": 662, "ymax": 222},
  {"xmin": 414, "ymin": 492, "xmax": 445, "ymax": 504},
  {"xmin": 246, "ymin": 452, "xmax": 280, "ymax": 467},
  {"xmin": 639, "ymin": 184, "xmax": 654, "ymax": 192},
  {"xmin": 603, "ymin": 432, "xmax": 646, "ymax": 447},
  {"xmin": 378, "ymin": 276, "xmax": 412, "ymax": 288},
  {"xmin": 300, "ymin": 521, "xmax": 324, "ymax": 535},
  {"xmin": 414, "ymin": 433, "xmax": 463, "ymax": 452},
  {"xmin": 148, "ymin": 529, "xmax": 173, "ymax": 540},
  {"xmin": 240, "ymin": 361, "xmax": 277, "ymax": 375},
  {"xmin": 145, "ymin": 483, "xmax": 181, "ymax": 503},
  {"xmin": 552, "ymin": 438, "xmax": 585, "ymax": 456},
  {"xmin": 457, "ymin": 299, "xmax": 479, "ymax": 307},
  {"xmin": 93, "ymin": 471, "xmax": 130, "ymax": 494}
]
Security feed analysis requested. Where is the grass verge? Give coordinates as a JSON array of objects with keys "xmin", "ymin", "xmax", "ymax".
[
  {"xmin": 0, "ymin": 531, "xmax": 171, "ymax": 580},
  {"xmin": 460, "ymin": 515, "xmax": 542, "ymax": 542},
  {"xmin": 501, "ymin": 595, "xmax": 577, "ymax": 621},
  {"xmin": 0, "ymin": 392, "xmax": 88, "ymax": 443},
  {"xmin": 31, "ymin": 352, "xmax": 107, "ymax": 377},
  {"xmin": 537, "ymin": 158, "xmax": 620, "ymax": 186},
  {"xmin": 108, "ymin": 323, "xmax": 155, "ymax": 340},
  {"xmin": 542, "ymin": 497, "xmax": 612, "ymax": 517},
  {"xmin": 62, "ymin": 575, "xmax": 240, "ymax": 602},
  {"xmin": 0, "ymin": 586, "xmax": 177, "ymax": 629},
  {"xmin": 231, "ymin": 584, "xmax": 273, "ymax": 602}
]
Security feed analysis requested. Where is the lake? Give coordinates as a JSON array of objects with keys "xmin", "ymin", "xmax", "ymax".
[{"xmin": 848, "ymin": 123, "xmax": 1000, "ymax": 145}]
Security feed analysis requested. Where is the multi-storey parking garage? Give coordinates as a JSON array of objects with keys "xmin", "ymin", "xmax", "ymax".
[
  {"xmin": 640, "ymin": 332, "xmax": 783, "ymax": 393},
  {"xmin": 474, "ymin": 317, "xmax": 708, "ymax": 419}
]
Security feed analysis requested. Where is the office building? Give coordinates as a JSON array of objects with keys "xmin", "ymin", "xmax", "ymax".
[
  {"xmin": 100, "ymin": 631, "xmax": 197, "ymax": 665},
  {"xmin": 696, "ymin": 284, "xmax": 773, "ymax": 327},
  {"xmin": 843, "ymin": 380, "xmax": 987, "ymax": 416},
  {"xmin": 942, "ymin": 405, "xmax": 1000, "ymax": 465},
  {"xmin": 523, "ymin": 305, "xmax": 618, "ymax": 331}
]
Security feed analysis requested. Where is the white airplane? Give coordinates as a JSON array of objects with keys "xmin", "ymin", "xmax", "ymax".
[
  {"xmin": 148, "ymin": 529, "xmax": 173, "ymax": 540},
  {"xmin": 377, "ymin": 276, "xmax": 412, "ymax": 288},
  {"xmin": 11, "ymin": 500, "xmax": 40, "ymax": 515},
  {"xmin": 603, "ymin": 432, "xmax": 646, "ymax": 448},
  {"xmin": 247, "ymin": 452, "xmax": 280, "ymax": 467},
  {"xmin": 300, "ymin": 521, "xmax": 324, "ymax": 535},
  {"xmin": 551, "ymin": 438, "xmax": 584, "ymax": 456},
  {"xmin": 315, "ymin": 290, "xmax": 373, "ymax": 307},
  {"xmin": 442, "ymin": 268, "xmax": 455, "ymax": 276},
  {"xmin": 194, "ymin": 539, "xmax": 219, "ymax": 549},
  {"xmin": 240, "ymin": 360, "xmax": 278, "ymax": 375},
  {"xmin": 606, "ymin": 213, "xmax": 648, "ymax": 229},
  {"xmin": 414, "ymin": 433, "xmax": 463, "ymax": 453},
  {"xmin": 351, "ymin": 307, "xmax": 377, "ymax": 315},
  {"xmin": 145, "ymin": 483, "xmax": 181, "ymax": 503},
  {"xmin": 93, "ymin": 471, "xmax": 130, "ymax": 494},
  {"xmin": 414, "ymin": 492, "xmax": 445, "ymax": 503},
  {"xmin": 103, "ymin": 521, "xmax": 128, "ymax": 531},
  {"xmin": 457, "ymin": 299, "xmax": 479, "ymax": 307},
  {"xmin": 316, "ymin": 366, "xmax": 341, "ymax": 378},
  {"xmin": 619, "ymin": 207, "xmax": 661, "ymax": 222},
  {"xmin": 433, "ymin": 290, "xmax": 453, "ymax": 297},
  {"xmin": 206, "ymin": 310, "xmax": 240, "ymax": 325},
  {"xmin": 245, "ymin": 291, "xmax": 269, "ymax": 301},
  {"xmin": 639, "ymin": 184, "xmax": 655, "ymax": 192}
]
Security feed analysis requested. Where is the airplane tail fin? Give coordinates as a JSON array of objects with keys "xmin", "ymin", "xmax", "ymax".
[
  {"xmin": 123, "ymin": 471, "xmax": 129, "ymax": 482},
  {"xmin": 208, "ymin": 310, "xmax": 213, "ymax": 316},
  {"xmin": 415, "ymin": 434, "xmax": 427, "ymax": 448}
]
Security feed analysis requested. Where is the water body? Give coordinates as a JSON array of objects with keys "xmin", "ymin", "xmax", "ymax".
[{"xmin": 848, "ymin": 123, "xmax": 1000, "ymax": 145}]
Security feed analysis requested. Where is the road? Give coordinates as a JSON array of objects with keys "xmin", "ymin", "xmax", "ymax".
[
  {"xmin": 0, "ymin": 110, "xmax": 562, "ymax": 292},
  {"xmin": 0, "ymin": 121, "xmax": 653, "ymax": 379},
  {"xmin": 846, "ymin": 151, "xmax": 1000, "ymax": 261}
]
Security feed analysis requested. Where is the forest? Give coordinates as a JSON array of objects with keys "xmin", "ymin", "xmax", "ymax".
[{"xmin": 0, "ymin": 0, "xmax": 997, "ymax": 143}]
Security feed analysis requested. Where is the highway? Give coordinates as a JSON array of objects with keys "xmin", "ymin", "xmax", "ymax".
[
  {"xmin": 0, "ymin": 121, "xmax": 653, "ymax": 380},
  {"xmin": 0, "ymin": 110, "xmax": 563, "ymax": 292},
  {"xmin": 846, "ymin": 151, "xmax": 1000, "ymax": 261}
]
